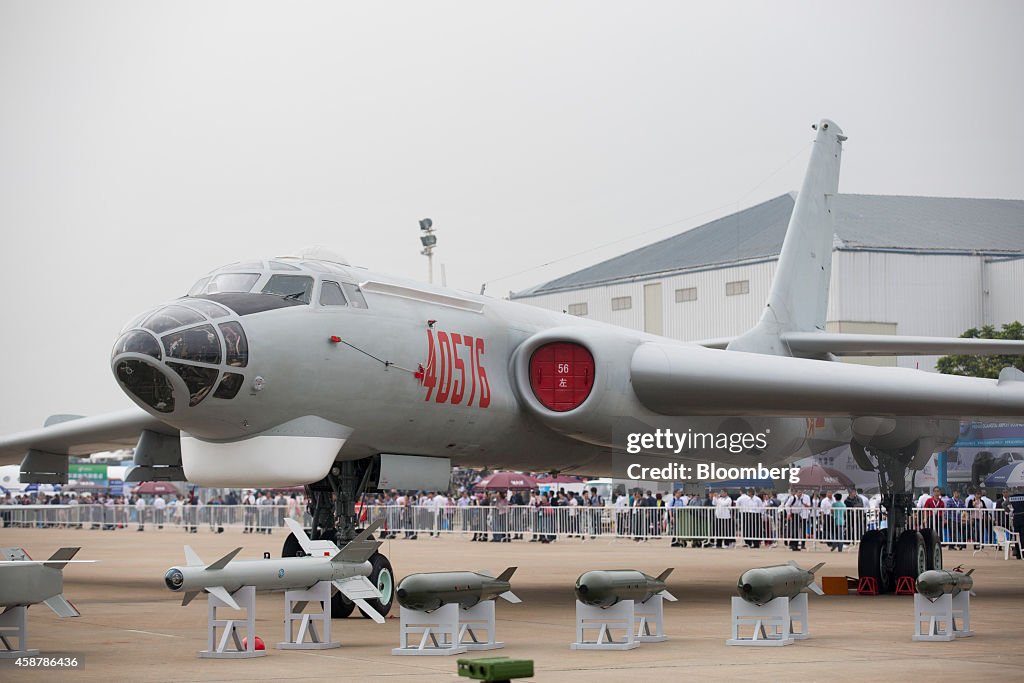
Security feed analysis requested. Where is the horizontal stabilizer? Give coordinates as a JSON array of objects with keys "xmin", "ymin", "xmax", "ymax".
[
  {"xmin": 43, "ymin": 594, "xmax": 80, "ymax": 618},
  {"xmin": 206, "ymin": 586, "xmax": 241, "ymax": 610},
  {"xmin": 353, "ymin": 598, "xmax": 385, "ymax": 624},
  {"xmin": 206, "ymin": 547, "xmax": 242, "ymax": 571},
  {"xmin": 184, "ymin": 546, "xmax": 203, "ymax": 567},
  {"xmin": 182, "ymin": 591, "xmax": 200, "ymax": 607},
  {"xmin": 495, "ymin": 566, "xmax": 517, "ymax": 583},
  {"xmin": 333, "ymin": 576, "xmax": 382, "ymax": 602},
  {"xmin": 655, "ymin": 568, "xmax": 674, "ymax": 583},
  {"xmin": 498, "ymin": 591, "xmax": 521, "ymax": 604}
]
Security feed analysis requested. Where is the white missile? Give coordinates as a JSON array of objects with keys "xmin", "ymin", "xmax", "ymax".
[
  {"xmin": 163, "ymin": 519, "xmax": 386, "ymax": 622},
  {"xmin": 0, "ymin": 547, "xmax": 96, "ymax": 617}
]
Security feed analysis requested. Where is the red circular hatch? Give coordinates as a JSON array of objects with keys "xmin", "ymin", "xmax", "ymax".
[{"xmin": 529, "ymin": 342, "xmax": 595, "ymax": 412}]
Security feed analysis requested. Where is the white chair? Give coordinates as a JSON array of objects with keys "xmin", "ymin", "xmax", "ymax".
[{"xmin": 992, "ymin": 525, "xmax": 1022, "ymax": 560}]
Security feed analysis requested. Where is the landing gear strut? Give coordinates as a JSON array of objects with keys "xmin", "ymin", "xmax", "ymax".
[
  {"xmin": 281, "ymin": 458, "xmax": 395, "ymax": 618},
  {"xmin": 854, "ymin": 444, "xmax": 939, "ymax": 593}
]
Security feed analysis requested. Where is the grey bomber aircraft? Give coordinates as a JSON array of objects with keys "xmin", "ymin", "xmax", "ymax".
[{"xmin": 3, "ymin": 119, "xmax": 1024, "ymax": 616}]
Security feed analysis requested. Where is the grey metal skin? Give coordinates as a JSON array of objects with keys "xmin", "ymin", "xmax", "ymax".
[
  {"xmin": 574, "ymin": 569, "xmax": 676, "ymax": 608},
  {"xmin": 164, "ymin": 518, "xmax": 385, "ymax": 621},
  {"xmin": 8, "ymin": 119, "xmax": 1024, "ymax": 487},
  {"xmin": 0, "ymin": 547, "xmax": 93, "ymax": 617},
  {"xmin": 916, "ymin": 569, "xmax": 975, "ymax": 602},
  {"xmin": 395, "ymin": 567, "xmax": 521, "ymax": 612},
  {"xmin": 737, "ymin": 561, "xmax": 825, "ymax": 606}
]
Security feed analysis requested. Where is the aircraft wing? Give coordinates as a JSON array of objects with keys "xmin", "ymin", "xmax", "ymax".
[
  {"xmin": 631, "ymin": 343, "xmax": 1024, "ymax": 417},
  {"xmin": 0, "ymin": 408, "xmax": 176, "ymax": 466},
  {"xmin": 780, "ymin": 332, "xmax": 1024, "ymax": 357}
]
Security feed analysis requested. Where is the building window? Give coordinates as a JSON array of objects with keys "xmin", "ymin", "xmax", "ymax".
[
  {"xmin": 725, "ymin": 280, "xmax": 749, "ymax": 296},
  {"xmin": 567, "ymin": 303, "xmax": 588, "ymax": 316},
  {"xmin": 675, "ymin": 287, "xmax": 697, "ymax": 303},
  {"xmin": 611, "ymin": 296, "xmax": 632, "ymax": 311}
]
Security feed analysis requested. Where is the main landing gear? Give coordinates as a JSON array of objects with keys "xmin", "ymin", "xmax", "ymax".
[
  {"xmin": 281, "ymin": 458, "xmax": 395, "ymax": 618},
  {"xmin": 854, "ymin": 444, "xmax": 941, "ymax": 593}
]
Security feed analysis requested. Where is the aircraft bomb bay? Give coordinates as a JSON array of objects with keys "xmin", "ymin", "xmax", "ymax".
[{"xmin": 2, "ymin": 529, "xmax": 1023, "ymax": 681}]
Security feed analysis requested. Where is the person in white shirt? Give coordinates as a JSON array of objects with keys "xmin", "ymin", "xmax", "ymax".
[
  {"xmin": 152, "ymin": 494, "xmax": 166, "ymax": 529},
  {"xmin": 819, "ymin": 490, "xmax": 833, "ymax": 543},
  {"xmin": 135, "ymin": 495, "xmax": 146, "ymax": 531},
  {"xmin": 735, "ymin": 489, "xmax": 754, "ymax": 547},
  {"xmin": 713, "ymin": 491, "xmax": 734, "ymax": 548},
  {"xmin": 783, "ymin": 489, "xmax": 811, "ymax": 551}
]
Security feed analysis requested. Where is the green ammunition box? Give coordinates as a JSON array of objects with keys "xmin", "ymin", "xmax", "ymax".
[{"xmin": 457, "ymin": 656, "xmax": 534, "ymax": 681}]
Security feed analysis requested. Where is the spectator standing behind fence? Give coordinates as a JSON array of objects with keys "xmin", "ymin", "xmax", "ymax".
[
  {"xmin": 153, "ymin": 494, "xmax": 165, "ymax": 529},
  {"xmin": 831, "ymin": 492, "xmax": 846, "ymax": 551},
  {"xmin": 946, "ymin": 489, "xmax": 965, "ymax": 549},
  {"xmin": 135, "ymin": 495, "xmax": 146, "ymax": 532},
  {"xmin": 668, "ymin": 489, "xmax": 686, "ymax": 547},
  {"xmin": 843, "ymin": 487, "xmax": 863, "ymax": 541},
  {"xmin": 783, "ymin": 489, "xmax": 810, "ymax": 551},
  {"xmin": 713, "ymin": 490, "xmax": 734, "ymax": 548},
  {"xmin": 818, "ymin": 490, "xmax": 833, "ymax": 545},
  {"xmin": 588, "ymin": 487, "xmax": 603, "ymax": 540}
]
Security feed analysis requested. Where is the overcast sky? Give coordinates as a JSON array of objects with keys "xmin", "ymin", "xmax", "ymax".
[{"xmin": 1, "ymin": 1, "xmax": 1022, "ymax": 434}]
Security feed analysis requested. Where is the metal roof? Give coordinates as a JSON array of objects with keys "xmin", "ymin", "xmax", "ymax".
[{"xmin": 514, "ymin": 193, "xmax": 1024, "ymax": 297}]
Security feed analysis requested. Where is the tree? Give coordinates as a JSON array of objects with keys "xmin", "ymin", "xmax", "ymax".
[{"xmin": 935, "ymin": 321, "xmax": 1024, "ymax": 378}]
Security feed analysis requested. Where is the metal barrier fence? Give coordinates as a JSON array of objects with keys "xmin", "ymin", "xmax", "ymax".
[{"xmin": 1, "ymin": 504, "xmax": 1010, "ymax": 548}]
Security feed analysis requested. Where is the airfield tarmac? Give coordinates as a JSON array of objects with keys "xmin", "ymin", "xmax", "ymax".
[{"xmin": 1, "ymin": 527, "xmax": 1022, "ymax": 682}]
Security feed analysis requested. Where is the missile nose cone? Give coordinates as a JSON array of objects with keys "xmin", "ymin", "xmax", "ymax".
[{"xmin": 164, "ymin": 568, "xmax": 184, "ymax": 591}]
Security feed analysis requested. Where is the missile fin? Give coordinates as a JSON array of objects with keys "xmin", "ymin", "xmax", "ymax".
[
  {"xmin": 334, "ymin": 520, "xmax": 385, "ymax": 563},
  {"xmin": 43, "ymin": 594, "xmax": 80, "ymax": 618},
  {"xmin": 655, "ymin": 568, "xmax": 674, "ymax": 582},
  {"xmin": 283, "ymin": 518, "xmax": 314, "ymax": 555},
  {"xmin": 333, "ymin": 576, "xmax": 381, "ymax": 601},
  {"xmin": 206, "ymin": 547, "xmax": 242, "ymax": 571},
  {"xmin": 353, "ymin": 598, "xmax": 385, "ymax": 624},
  {"xmin": 184, "ymin": 546, "xmax": 203, "ymax": 567},
  {"xmin": 969, "ymin": 590, "xmax": 977, "ymax": 597},
  {"xmin": 45, "ymin": 547, "xmax": 80, "ymax": 570},
  {"xmin": 498, "ymin": 591, "xmax": 521, "ymax": 604},
  {"xmin": 182, "ymin": 591, "xmax": 200, "ymax": 607},
  {"xmin": 807, "ymin": 562, "xmax": 825, "ymax": 574},
  {"xmin": 659, "ymin": 590, "xmax": 678, "ymax": 602},
  {"xmin": 495, "ymin": 567, "xmax": 517, "ymax": 583},
  {"xmin": 206, "ymin": 586, "xmax": 241, "ymax": 610},
  {"xmin": 966, "ymin": 568, "xmax": 975, "ymax": 576},
  {"xmin": 807, "ymin": 582, "xmax": 824, "ymax": 596}
]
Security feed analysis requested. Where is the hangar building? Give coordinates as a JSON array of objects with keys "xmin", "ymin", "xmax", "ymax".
[{"xmin": 513, "ymin": 193, "xmax": 1024, "ymax": 371}]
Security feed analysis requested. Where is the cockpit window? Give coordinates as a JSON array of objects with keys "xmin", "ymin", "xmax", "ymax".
[
  {"xmin": 192, "ymin": 293, "xmax": 304, "ymax": 316},
  {"xmin": 341, "ymin": 282, "xmax": 368, "ymax": 309},
  {"xmin": 163, "ymin": 325, "xmax": 222, "ymax": 364},
  {"xmin": 219, "ymin": 322, "xmax": 248, "ymax": 366},
  {"xmin": 214, "ymin": 372, "xmax": 244, "ymax": 399},
  {"xmin": 143, "ymin": 306, "xmax": 206, "ymax": 334},
  {"xmin": 112, "ymin": 331, "xmax": 162, "ymax": 360},
  {"xmin": 182, "ymin": 299, "xmax": 230, "ymax": 319},
  {"xmin": 115, "ymin": 359, "xmax": 175, "ymax": 413},
  {"xmin": 187, "ymin": 277, "xmax": 210, "ymax": 297},
  {"xmin": 319, "ymin": 281, "xmax": 348, "ymax": 306},
  {"xmin": 301, "ymin": 261, "xmax": 333, "ymax": 273},
  {"xmin": 204, "ymin": 273, "xmax": 261, "ymax": 294},
  {"xmin": 262, "ymin": 275, "xmax": 313, "ymax": 304},
  {"xmin": 166, "ymin": 362, "xmax": 219, "ymax": 407},
  {"xmin": 269, "ymin": 261, "xmax": 300, "ymax": 271}
]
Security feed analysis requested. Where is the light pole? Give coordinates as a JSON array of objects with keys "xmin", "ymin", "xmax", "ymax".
[{"xmin": 419, "ymin": 218, "xmax": 436, "ymax": 284}]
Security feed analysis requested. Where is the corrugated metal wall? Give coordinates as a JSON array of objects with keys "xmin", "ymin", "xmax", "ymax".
[{"xmin": 987, "ymin": 258, "xmax": 1024, "ymax": 326}]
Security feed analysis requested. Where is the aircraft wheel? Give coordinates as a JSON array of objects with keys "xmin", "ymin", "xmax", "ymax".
[
  {"xmin": 858, "ymin": 529, "xmax": 887, "ymax": 588},
  {"xmin": 894, "ymin": 530, "xmax": 926, "ymax": 580},
  {"xmin": 361, "ymin": 553, "xmax": 395, "ymax": 618},
  {"xmin": 919, "ymin": 528, "xmax": 942, "ymax": 570}
]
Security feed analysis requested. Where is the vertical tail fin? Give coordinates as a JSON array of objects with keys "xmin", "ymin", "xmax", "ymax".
[
  {"xmin": 728, "ymin": 119, "xmax": 845, "ymax": 356},
  {"xmin": 45, "ymin": 547, "xmax": 80, "ymax": 571}
]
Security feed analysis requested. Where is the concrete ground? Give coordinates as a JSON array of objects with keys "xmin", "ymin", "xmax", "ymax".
[{"xmin": 1, "ymin": 527, "xmax": 1022, "ymax": 682}]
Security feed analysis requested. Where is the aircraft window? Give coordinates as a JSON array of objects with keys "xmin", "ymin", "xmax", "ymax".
[
  {"xmin": 182, "ymin": 299, "xmax": 230, "ymax": 319},
  {"xmin": 163, "ymin": 325, "xmax": 222, "ymax": 365},
  {"xmin": 188, "ymin": 277, "xmax": 210, "ymax": 296},
  {"xmin": 262, "ymin": 275, "xmax": 314, "ymax": 303},
  {"xmin": 195, "ymin": 293, "xmax": 305, "ymax": 316},
  {"xmin": 219, "ymin": 322, "xmax": 248, "ymax": 366},
  {"xmin": 112, "ymin": 331, "xmax": 162, "ymax": 360},
  {"xmin": 270, "ymin": 261, "xmax": 301, "ymax": 271},
  {"xmin": 143, "ymin": 306, "xmax": 206, "ymax": 334},
  {"xmin": 301, "ymin": 261, "xmax": 333, "ymax": 273},
  {"xmin": 214, "ymin": 372, "xmax": 245, "ymax": 399},
  {"xmin": 319, "ymin": 281, "xmax": 348, "ymax": 306},
  {"xmin": 205, "ymin": 273, "xmax": 260, "ymax": 294},
  {"xmin": 167, "ymin": 362, "xmax": 219, "ymax": 407},
  {"xmin": 341, "ymin": 283, "xmax": 368, "ymax": 309},
  {"xmin": 115, "ymin": 359, "xmax": 175, "ymax": 413}
]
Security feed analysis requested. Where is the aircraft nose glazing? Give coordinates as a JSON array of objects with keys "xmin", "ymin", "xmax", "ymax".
[{"xmin": 112, "ymin": 300, "xmax": 249, "ymax": 415}]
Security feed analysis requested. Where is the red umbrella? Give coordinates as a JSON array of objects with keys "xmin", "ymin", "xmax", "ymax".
[
  {"xmin": 132, "ymin": 481, "xmax": 181, "ymax": 495},
  {"xmin": 475, "ymin": 472, "xmax": 538, "ymax": 490},
  {"xmin": 795, "ymin": 464, "xmax": 855, "ymax": 489}
]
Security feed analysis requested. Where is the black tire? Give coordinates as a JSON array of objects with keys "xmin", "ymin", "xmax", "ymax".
[
  {"xmin": 919, "ymin": 528, "xmax": 942, "ymax": 570},
  {"xmin": 331, "ymin": 591, "xmax": 356, "ymax": 618},
  {"xmin": 282, "ymin": 531, "xmax": 305, "ymax": 558},
  {"xmin": 894, "ymin": 530, "xmax": 927, "ymax": 580},
  {"xmin": 858, "ymin": 529, "xmax": 891, "ymax": 591},
  {"xmin": 362, "ymin": 553, "xmax": 395, "ymax": 618}
]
